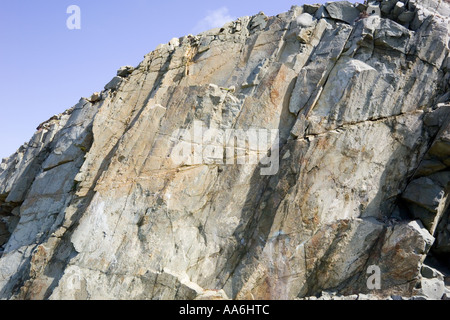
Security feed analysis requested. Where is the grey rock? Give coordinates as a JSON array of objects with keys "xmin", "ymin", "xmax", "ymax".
[
  {"xmin": 417, "ymin": 278, "xmax": 446, "ymax": 300},
  {"xmin": 355, "ymin": 3, "xmax": 368, "ymax": 12},
  {"xmin": 410, "ymin": 15, "xmax": 449, "ymax": 68},
  {"xmin": 357, "ymin": 294, "xmax": 381, "ymax": 300},
  {"xmin": 438, "ymin": 92, "xmax": 450, "ymax": 104},
  {"xmin": 428, "ymin": 134, "xmax": 450, "ymax": 161},
  {"xmin": 369, "ymin": 221, "xmax": 435, "ymax": 290},
  {"xmin": 289, "ymin": 23, "xmax": 353, "ymax": 115},
  {"xmin": 415, "ymin": 160, "xmax": 447, "ymax": 177},
  {"xmin": 104, "ymin": 76, "xmax": 123, "ymax": 91},
  {"xmin": 296, "ymin": 13, "xmax": 315, "ymax": 28},
  {"xmin": 325, "ymin": 1, "xmax": 361, "ymax": 24},
  {"xmin": 398, "ymin": 10, "xmax": 416, "ymax": 23},
  {"xmin": 421, "ymin": 264, "xmax": 445, "ymax": 280},
  {"xmin": 374, "ymin": 19, "xmax": 412, "ymax": 53},
  {"xmin": 381, "ymin": 0, "xmax": 398, "ymax": 14},
  {"xmin": 393, "ymin": 1, "xmax": 406, "ymax": 17},
  {"xmin": 366, "ymin": 2, "xmax": 381, "ymax": 16},
  {"xmin": 402, "ymin": 177, "xmax": 445, "ymax": 213},
  {"xmin": 89, "ymin": 92, "xmax": 102, "ymax": 103},
  {"xmin": 290, "ymin": 114, "xmax": 306, "ymax": 139},
  {"xmin": 314, "ymin": 5, "xmax": 330, "ymax": 19},
  {"xmin": 402, "ymin": 174, "xmax": 449, "ymax": 234},
  {"xmin": 409, "ymin": 0, "xmax": 450, "ymax": 17},
  {"xmin": 303, "ymin": 4, "xmax": 320, "ymax": 15},
  {"xmin": 434, "ymin": 227, "xmax": 450, "ymax": 254},
  {"xmin": 117, "ymin": 65, "xmax": 135, "ymax": 77},
  {"xmin": 423, "ymin": 104, "xmax": 450, "ymax": 128},
  {"xmin": 249, "ymin": 12, "xmax": 268, "ymax": 31}
]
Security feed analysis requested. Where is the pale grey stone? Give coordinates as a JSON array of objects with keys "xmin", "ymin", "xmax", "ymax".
[
  {"xmin": 314, "ymin": 5, "xmax": 330, "ymax": 19},
  {"xmin": 117, "ymin": 65, "xmax": 134, "ymax": 77},
  {"xmin": 296, "ymin": 13, "xmax": 315, "ymax": 28},
  {"xmin": 325, "ymin": 1, "xmax": 360, "ymax": 24},
  {"xmin": 367, "ymin": 2, "xmax": 381, "ymax": 16},
  {"xmin": 402, "ymin": 178, "xmax": 445, "ymax": 214},
  {"xmin": 249, "ymin": 12, "xmax": 268, "ymax": 30},
  {"xmin": 418, "ymin": 278, "xmax": 446, "ymax": 300},
  {"xmin": 89, "ymin": 92, "xmax": 102, "ymax": 103}
]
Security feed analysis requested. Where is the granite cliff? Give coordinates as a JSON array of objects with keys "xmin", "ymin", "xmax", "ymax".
[{"xmin": 1, "ymin": 0, "xmax": 450, "ymax": 300}]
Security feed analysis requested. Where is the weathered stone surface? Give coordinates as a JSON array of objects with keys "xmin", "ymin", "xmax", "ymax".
[
  {"xmin": 325, "ymin": 1, "xmax": 360, "ymax": 24},
  {"xmin": 433, "ymin": 206, "xmax": 450, "ymax": 255},
  {"xmin": 315, "ymin": 5, "xmax": 331, "ymax": 19},
  {"xmin": 367, "ymin": 2, "xmax": 381, "ymax": 16},
  {"xmin": 88, "ymin": 92, "xmax": 102, "ymax": 103},
  {"xmin": 415, "ymin": 159, "xmax": 447, "ymax": 177},
  {"xmin": 289, "ymin": 22, "xmax": 353, "ymax": 115},
  {"xmin": 0, "ymin": 0, "xmax": 449, "ymax": 300},
  {"xmin": 416, "ymin": 277, "xmax": 446, "ymax": 300},
  {"xmin": 116, "ymin": 65, "xmax": 135, "ymax": 77},
  {"xmin": 104, "ymin": 76, "xmax": 123, "ymax": 91},
  {"xmin": 398, "ymin": 10, "xmax": 415, "ymax": 23},
  {"xmin": 403, "ymin": 178, "xmax": 446, "ymax": 213},
  {"xmin": 352, "ymin": 221, "xmax": 435, "ymax": 294}
]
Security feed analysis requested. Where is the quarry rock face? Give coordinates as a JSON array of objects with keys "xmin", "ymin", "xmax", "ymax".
[{"xmin": 1, "ymin": 0, "xmax": 450, "ymax": 300}]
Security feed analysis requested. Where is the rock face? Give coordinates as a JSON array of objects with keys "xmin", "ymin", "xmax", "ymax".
[{"xmin": 0, "ymin": 0, "xmax": 449, "ymax": 300}]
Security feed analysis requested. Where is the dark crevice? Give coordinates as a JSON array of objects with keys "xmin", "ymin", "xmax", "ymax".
[
  {"xmin": 42, "ymin": 160, "xmax": 75, "ymax": 172},
  {"xmin": 0, "ymin": 192, "xmax": 21, "ymax": 254},
  {"xmin": 427, "ymin": 205, "xmax": 450, "ymax": 281}
]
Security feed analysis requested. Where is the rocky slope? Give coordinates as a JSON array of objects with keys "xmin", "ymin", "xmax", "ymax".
[{"xmin": 1, "ymin": 0, "xmax": 450, "ymax": 300}]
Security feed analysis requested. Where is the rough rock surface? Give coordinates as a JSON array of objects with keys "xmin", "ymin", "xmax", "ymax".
[{"xmin": 0, "ymin": 0, "xmax": 450, "ymax": 300}]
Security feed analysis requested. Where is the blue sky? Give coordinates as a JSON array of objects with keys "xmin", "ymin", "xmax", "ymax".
[{"xmin": 0, "ymin": 0, "xmax": 326, "ymax": 160}]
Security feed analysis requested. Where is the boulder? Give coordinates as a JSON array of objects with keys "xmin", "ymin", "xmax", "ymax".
[
  {"xmin": 366, "ymin": 1, "xmax": 381, "ymax": 16},
  {"xmin": 421, "ymin": 264, "xmax": 445, "ymax": 280},
  {"xmin": 104, "ymin": 76, "xmax": 123, "ymax": 91},
  {"xmin": 375, "ymin": 221, "xmax": 435, "ymax": 288},
  {"xmin": 416, "ymin": 278, "xmax": 446, "ymax": 300},
  {"xmin": 325, "ymin": 1, "xmax": 360, "ymax": 24},
  {"xmin": 296, "ymin": 13, "xmax": 315, "ymax": 28},
  {"xmin": 402, "ymin": 176, "xmax": 449, "ymax": 233},
  {"xmin": 398, "ymin": 10, "xmax": 416, "ymax": 23},
  {"xmin": 117, "ymin": 65, "xmax": 134, "ymax": 77},
  {"xmin": 89, "ymin": 92, "xmax": 102, "ymax": 103}
]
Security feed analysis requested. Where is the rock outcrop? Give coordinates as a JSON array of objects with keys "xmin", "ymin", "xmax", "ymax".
[{"xmin": 0, "ymin": 0, "xmax": 450, "ymax": 300}]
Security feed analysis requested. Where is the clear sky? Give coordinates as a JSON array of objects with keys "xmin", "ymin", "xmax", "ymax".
[{"xmin": 0, "ymin": 0, "xmax": 327, "ymax": 160}]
